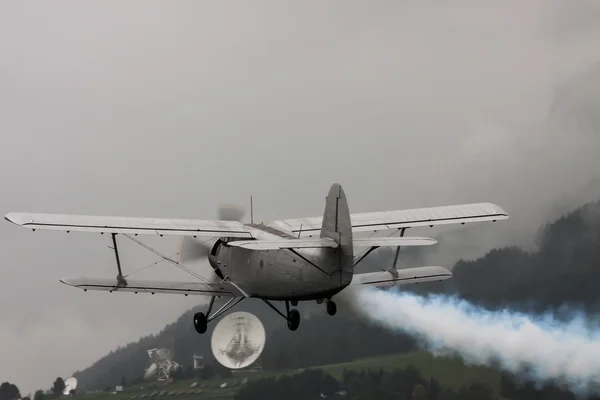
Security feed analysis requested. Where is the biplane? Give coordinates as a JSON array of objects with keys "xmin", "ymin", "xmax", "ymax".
[{"xmin": 5, "ymin": 183, "xmax": 508, "ymax": 333}]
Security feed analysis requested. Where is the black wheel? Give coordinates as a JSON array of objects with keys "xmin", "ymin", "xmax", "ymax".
[
  {"xmin": 193, "ymin": 312, "xmax": 207, "ymax": 334},
  {"xmin": 326, "ymin": 300, "xmax": 337, "ymax": 316},
  {"xmin": 287, "ymin": 309, "xmax": 300, "ymax": 331}
]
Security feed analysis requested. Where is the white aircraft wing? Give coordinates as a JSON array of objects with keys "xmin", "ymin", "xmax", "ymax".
[
  {"xmin": 269, "ymin": 202, "xmax": 508, "ymax": 237},
  {"xmin": 60, "ymin": 277, "xmax": 245, "ymax": 297},
  {"xmin": 351, "ymin": 266, "xmax": 452, "ymax": 287},
  {"xmin": 4, "ymin": 212, "xmax": 254, "ymax": 238}
]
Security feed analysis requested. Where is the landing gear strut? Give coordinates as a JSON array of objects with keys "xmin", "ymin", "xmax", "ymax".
[
  {"xmin": 192, "ymin": 294, "xmax": 344, "ymax": 333},
  {"xmin": 193, "ymin": 296, "xmax": 304, "ymax": 334},
  {"xmin": 192, "ymin": 296, "xmax": 244, "ymax": 335},
  {"xmin": 262, "ymin": 299, "xmax": 301, "ymax": 331}
]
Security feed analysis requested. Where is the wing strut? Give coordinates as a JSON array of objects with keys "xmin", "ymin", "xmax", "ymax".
[
  {"xmin": 352, "ymin": 227, "xmax": 409, "ymax": 270},
  {"xmin": 353, "ymin": 246, "xmax": 380, "ymax": 268},
  {"xmin": 387, "ymin": 227, "xmax": 406, "ymax": 278},
  {"xmin": 207, "ymin": 297, "xmax": 244, "ymax": 322},
  {"xmin": 110, "ymin": 233, "xmax": 128, "ymax": 286}
]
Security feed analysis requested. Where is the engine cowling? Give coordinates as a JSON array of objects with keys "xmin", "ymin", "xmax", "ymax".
[{"xmin": 207, "ymin": 238, "xmax": 229, "ymax": 279}]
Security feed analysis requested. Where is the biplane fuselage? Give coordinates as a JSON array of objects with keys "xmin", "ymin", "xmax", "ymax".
[
  {"xmin": 207, "ymin": 230, "xmax": 351, "ymax": 301},
  {"xmin": 205, "ymin": 184, "xmax": 355, "ymax": 301}
]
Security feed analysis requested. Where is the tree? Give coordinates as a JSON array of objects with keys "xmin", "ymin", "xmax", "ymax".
[
  {"xmin": 412, "ymin": 384, "xmax": 427, "ymax": 400},
  {"xmin": 198, "ymin": 365, "xmax": 215, "ymax": 380},
  {"xmin": 51, "ymin": 378, "xmax": 65, "ymax": 396},
  {"xmin": 33, "ymin": 390, "xmax": 44, "ymax": 400},
  {"xmin": 0, "ymin": 382, "xmax": 21, "ymax": 400}
]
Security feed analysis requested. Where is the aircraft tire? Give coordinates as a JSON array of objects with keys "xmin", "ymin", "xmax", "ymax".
[
  {"xmin": 287, "ymin": 309, "xmax": 300, "ymax": 331},
  {"xmin": 193, "ymin": 312, "xmax": 207, "ymax": 334},
  {"xmin": 326, "ymin": 300, "xmax": 337, "ymax": 316}
]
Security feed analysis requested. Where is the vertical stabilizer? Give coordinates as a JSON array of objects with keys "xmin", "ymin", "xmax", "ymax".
[{"xmin": 320, "ymin": 183, "xmax": 354, "ymax": 285}]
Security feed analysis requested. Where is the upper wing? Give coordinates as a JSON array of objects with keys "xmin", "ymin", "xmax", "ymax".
[
  {"xmin": 351, "ymin": 266, "xmax": 452, "ymax": 287},
  {"xmin": 269, "ymin": 203, "xmax": 508, "ymax": 237},
  {"xmin": 60, "ymin": 277, "xmax": 245, "ymax": 297},
  {"xmin": 5, "ymin": 212, "xmax": 254, "ymax": 238}
]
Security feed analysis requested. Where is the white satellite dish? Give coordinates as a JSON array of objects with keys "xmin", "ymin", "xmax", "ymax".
[
  {"xmin": 143, "ymin": 363, "xmax": 158, "ymax": 380},
  {"xmin": 210, "ymin": 311, "xmax": 266, "ymax": 369},
  {"xmin": 143, "ymin": 348, "xmax": 180, "ymax": 381},
  {"xmin": 63, "ymin": 377, "xmax": 78, "ymax": 396}
]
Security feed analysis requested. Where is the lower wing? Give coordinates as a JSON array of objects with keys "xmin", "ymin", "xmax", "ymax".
[
  {"xmin": 351, "ymin": 266, "xmax": 452, "ymax": 287},
  {"xmin": 61, "ymin": 266, "xmax": 450, "ymax": 297},
  {"xmin": 60, "ymin": 277, "xmax": 245, "ymax": 297}
]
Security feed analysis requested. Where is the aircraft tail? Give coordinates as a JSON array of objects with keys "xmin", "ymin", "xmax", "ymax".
[{"xmin": 320, "ymin": 183, "xmax": 354, "ymax": 285}]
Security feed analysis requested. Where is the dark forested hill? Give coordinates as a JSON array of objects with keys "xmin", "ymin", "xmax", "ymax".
[
  {"xmin": 72, "ymin": 198, "xmax": 600, "ymax": 391},
  {"xmin": 412, "ymin": 198, "xmax": 600, "ymax": 313}
]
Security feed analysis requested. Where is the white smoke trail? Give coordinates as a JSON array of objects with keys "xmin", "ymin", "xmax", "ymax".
[{"xmin": 346, "ymin": 286, "xmax": 600, "ymax": 394}]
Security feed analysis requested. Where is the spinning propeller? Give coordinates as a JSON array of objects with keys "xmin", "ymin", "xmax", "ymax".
[{"xmin": 176, "ymin": 204, "xmax": 246, "ymax": 283}]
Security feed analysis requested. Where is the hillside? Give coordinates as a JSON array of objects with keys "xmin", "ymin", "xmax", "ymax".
[
  {"xmin": 412, "ymin": 198, "xmax": 600, "ymax": 313},
  {"xmin": 71, "ymin": 198, "xmax": 600, "ymax": 391},
  {"xmin": 64, "ymin": 351, "xmax": 502, "ymax": 400}
]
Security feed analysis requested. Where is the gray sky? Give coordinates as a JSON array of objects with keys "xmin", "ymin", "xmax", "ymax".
[{"xmin": 1, "ymin": 1, "xmax": 599, "ymax": 395}]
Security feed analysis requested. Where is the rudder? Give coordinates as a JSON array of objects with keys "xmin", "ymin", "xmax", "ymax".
[{"xmin": 320, "ymin": 183, "xmax": 354, "ymax": 285}]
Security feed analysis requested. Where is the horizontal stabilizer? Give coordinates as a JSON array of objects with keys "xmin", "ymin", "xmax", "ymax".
[
  {"xmin": 353, "ymin": 236, "xmax": 437, "ymax": 248},
  {"xmin": 351, "ymin": 266, "xmax": 452, "ymax": 288},
  {"xmin": 60, "ymin": 277, "xmax": 244, "ymax": 297},
  {"xmin": 228, "ymin": 236, "xmax": 435, "ymax": 250},
  {"xmin": 228, "ymin": 238, "xmax": 339, "ymax": 250},
  {"xmin": 5, "ymin": 212, "xmax": 253, "ymax": 238}
]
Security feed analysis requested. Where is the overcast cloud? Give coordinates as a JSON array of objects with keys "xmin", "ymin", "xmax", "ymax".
[{"xmin": 1, "ymin": 1, "xmax": 599, "ymax": 395}]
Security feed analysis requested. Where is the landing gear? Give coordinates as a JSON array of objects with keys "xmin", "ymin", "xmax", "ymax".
[
  {"xmin": 287, "ymin": 309, "xmax": 300, "ymax": 331},
  {"xmin": 261, "ymin": 299, "xmax": 301, "ymax": 331},
  {"xmin": 192, "ymin": 295, "xmax": 244, "ymax": 335},
  {"xmin": 193, "ymin": 312, "xmax": 207, "ymax": 334},
  {"xmin": 326, "ymin": 300, "xmax": 337, "ymax": 316},
  {"xmin": 192, "ymin": 296, "xmax": 329, "ymax": 333},
  {"xmin": 285, "ymin": 301, "xmax": 300, "ymax": 331}
]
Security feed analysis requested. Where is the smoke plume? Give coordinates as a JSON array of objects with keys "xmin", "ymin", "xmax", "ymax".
[{"xmin": 345, "ymin": 286, "xmax": 600, "ymax": 395}]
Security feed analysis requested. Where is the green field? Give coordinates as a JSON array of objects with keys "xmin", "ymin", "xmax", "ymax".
[{"xmin": 76, "ymin": 351, "xmax": 500, "ymax": 400}]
